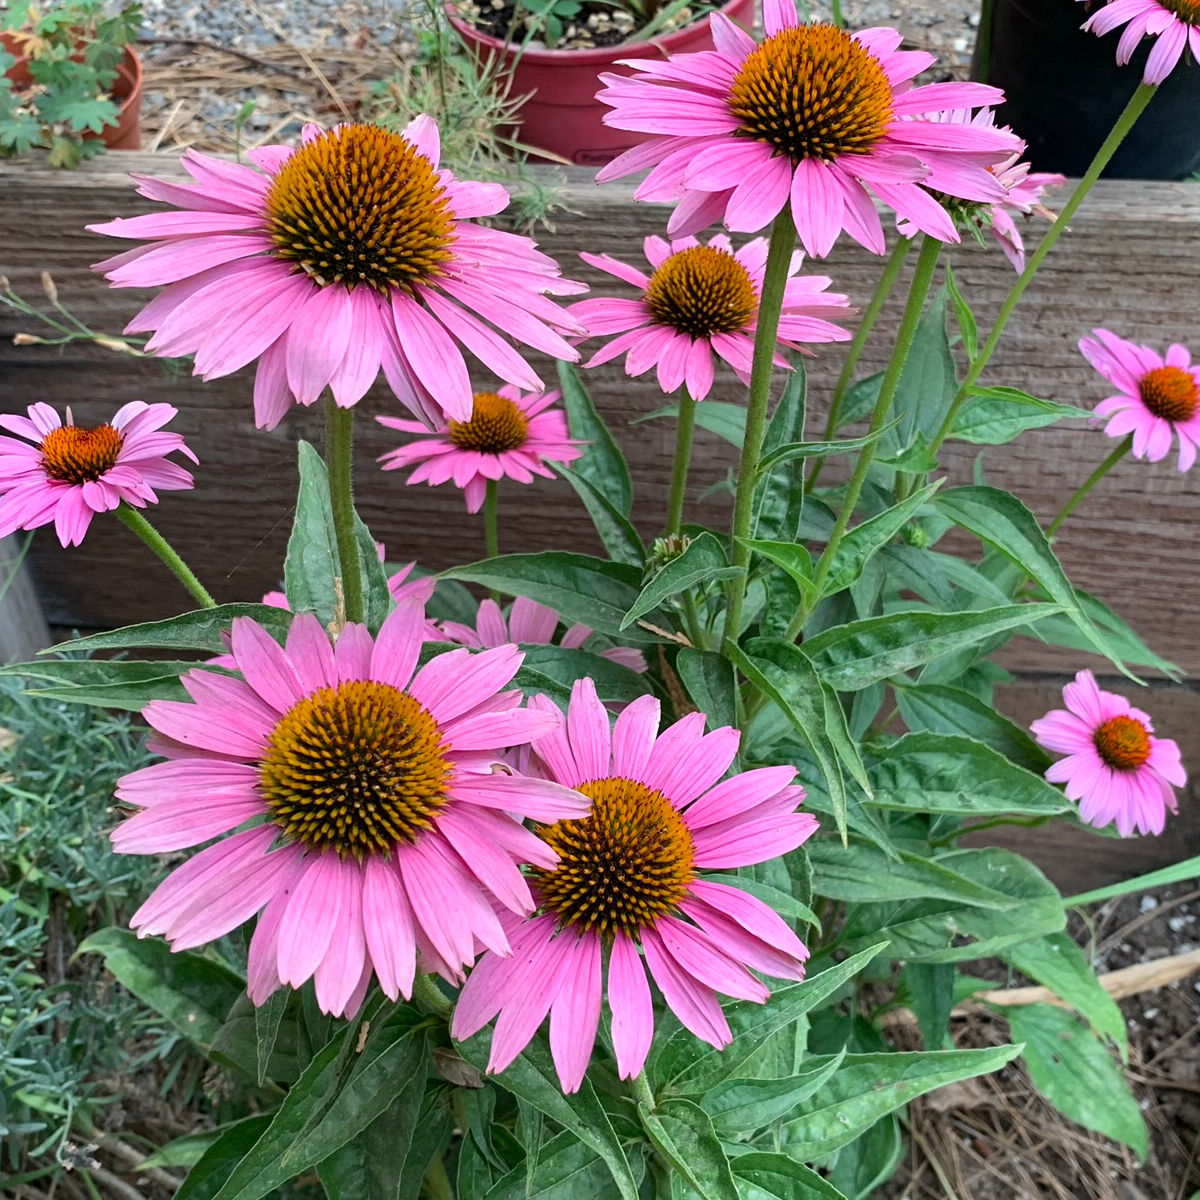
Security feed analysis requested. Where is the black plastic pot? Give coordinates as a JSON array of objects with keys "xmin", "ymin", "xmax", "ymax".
[{"xmin": 973, "ymin": 0, "xmax": 1200, "ymax": 179}]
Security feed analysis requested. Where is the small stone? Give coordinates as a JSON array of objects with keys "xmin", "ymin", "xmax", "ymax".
[{"xmin": 1140, "ymin": 895, "xmax": 1159, "ymax": 912}]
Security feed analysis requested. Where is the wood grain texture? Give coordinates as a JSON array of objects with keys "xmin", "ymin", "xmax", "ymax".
[
  {"xmin": 1, "ymin": 156, "xmax": 1198, "ymax": 686},
  {"xmin": 0, "ymin": 534, "xmax": 50, "ymax": 663}
]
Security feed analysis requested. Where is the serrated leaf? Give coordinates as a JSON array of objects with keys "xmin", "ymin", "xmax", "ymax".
[
  {"xmin": 558, "ymin": 361, "xmax": 633, "ymax": 515},
  {"xmin": 622, "ymin": 532, "xmax": 742, "ymax": 629},
  {"xmin": 1004, "ymin": 1004, "xmax": 1147, "ymax": 1158},
  {"xmin": 782, "ymin": 1046, "xmax": 1021, "ymax": 1158},
  {"xmin": 866, "ymin": 732, "xmax": 1069, "ymax": 817},
  {"xmin": 803, "ymin": 603, "xmax": 1062, "ymax": 691}
]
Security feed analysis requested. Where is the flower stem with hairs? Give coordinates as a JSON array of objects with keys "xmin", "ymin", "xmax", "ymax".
[
  {"xmin": 808, "ymin": 236, "xmax": 912, "ymax": 491},
  {"xmin": 665, "ymin": 391, "xmax": 697, "ymax": 536},
  {"xmin": 723, "ymin": 210, "xmax": 798, "ymax": 652},
  {"xmin": 930, "ymin": 83, "xmax": 1159, "ymax": 453},
  {"xmin": 484, "ymin": 478, "xmax": 501, "ymax": 560},
  {"xmin": 788, "ymin": 235, "xmax": 943, "ymax": 641},
  {"xmin": 114, "ymin": 505, "xmax": 215, "ymax": 609},
  {"xmin": 1048, "ymin": 435, "xmax": 1132, "ymax": 538},
  {"xmin": 326, "ymin": 399, "xmax": 364, "ymax": 626}
]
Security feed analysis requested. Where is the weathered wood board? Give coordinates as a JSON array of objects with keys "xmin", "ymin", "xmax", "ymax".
[{"xmin": 1, "ymin": 155, "xmax": 1198, "ymax": 673}]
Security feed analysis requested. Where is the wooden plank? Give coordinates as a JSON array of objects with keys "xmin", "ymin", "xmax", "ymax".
[
  {"xmin": 1, "ymin": 156, "xmax": 1198, "ymax": 683},
  {"xmin": 0, "ymin": 534, "xmax": 51, "ymax": 663}
]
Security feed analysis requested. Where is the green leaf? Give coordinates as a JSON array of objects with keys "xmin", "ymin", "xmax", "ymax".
[
  {"xmin": 285, "ymin": 442, "xmax": 392, "ymax": 631},
  {"xmin": 211, "ymin": 1014, "xmax": 431, "ymax": 1200},
  {"xmin": 176, "ymin": 1117, "xmax": 274, "ymax": 1200},
  {"xmin": 803, "ymin": 603, "xmax": 1062, "ymax": 691},
  {"xmin": 933, "ymin": 486, "xmax": 1124, "ymax": 674},
  {"xmin": 883, "ymin": 286, "xmax": 956, "ymax": 454},
  {"xmin": 556, "ymin": 465, "xmax": 644, "ymax": 566},
  {"xmin": 838, "ymin": 848, "xmax": 1065, "ymax": 963},
  {"xmin": 456, "ymin": 1033, "xmax": 640, "ymax": 1200},
  {"xmin": 558, "ymin": 361, "xmax": 633, "ymax": 515},
  {"xmin": 866, "ymin": 732, "xmax": 1069, "ymax": 817},
  {"xmin": 77, "ymin": 928, "xmax": 243, "ymax": 1052},
  {"xmin": 902, "ymin": 963, "xmax": 956, "ymax": 1051},
  {"xmin": 704, "ymin": 873, "xmax": 818, "ymax": 930},
  {"xmin": 253, "ymin": 989, "xmax": 289, "ymax": 1087},
  {"xmin": 46, "ymin": 604, "xmax": 292, "ymax": 655},
  {"xmin": 741, "ymin": 539, "xmax": 816, "ymax": 603},
  {"xmin": 637, "ymin": 1099, "xmax": 738, "ymax": 1200},
  {"xmin": 622, "ymin": 532, "xmax": 742, "ymax": 629},
  {"xmin": 827, "ymin": 1113, "xmax": 904, "ymax": 1200},
  {"xmin": 950, "ymin": 387, "xmax": 1089, "ymax": 444},
  {"xmin": 756, "ymin": 427, "xmax": 894, "ymax": 474},
  {"xmin": 483, "ymin": 1131, "xmax": 616, "ymax": 1200},
  {"xmin": 752, "ymin": 363, "xmax": 807, "ymax": 543},
  {"xmin": 893, "ymin": 683, "xmax": 1050, "ymax": 774},
  {"xmin": 707, "ymin": 1051, "xmax": 846, "ymax": 1136},
  {"xmin": 806, "ymin": 841, "xmax": 1022, "ymax": 909},
  {"xmin": 732, "ymin": 1151, "xmax": 850, "ymax": 1200},
  {"xmin": 655, "ymin": 944, "xmax": 888, "ymax": 1095},
  {"xmin": 676, "ymin": 650, "xmax": 738, "ymax": 732},
  {"xmin": 1064, "ymin": 853, "xmax": 1200, "ymax": 906},
  {"xmin": 138, "ymin": 1128, "xmax": 231, "ymax": 1172},
  {"xmin": 1, "ymin": 658, "xmax": 194, "ymax": 711},
  {"xmin": 210, "ymin": 994, "xmax": 302, "ymax": 1085},
  {"xmin": 1004, "ymin": 1004, "xmax": 1147, "ymax": 1158},
  {"xmin": 944, "ymin": 262, "xmax": 978, "ymax": 361},
  {"xmin": 1003, "ymin": 933, "xmax": 1127, "ymax": 1058},
  {"xmin": 636, "ymin": 401, "xmax": 746, "ymax": 448},
  {"xmin": 782, "ymin": 1046, "xmax": 1021, "ymax": 1158},
  {"xmin": 516, "ymin": 645, "xmax": 651, "ymax": 706},
  {"xmin": 821, "ymin": 481, "xmax": 942, "ymax": 598},
  {"xmin": 442, "ymin": 553, "xmax": 663, "ymax": 644},
  {"xmin": 729, "ymin": 639, "xmax": 850, "ymax": 842}
]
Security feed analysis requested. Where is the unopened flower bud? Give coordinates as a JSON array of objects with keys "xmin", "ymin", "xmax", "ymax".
[{"xmin": 40, "ymin": 272, "xmax": 58, "ymax": 305}]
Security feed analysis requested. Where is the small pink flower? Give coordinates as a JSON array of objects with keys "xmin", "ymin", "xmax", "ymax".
[
  {"xmin": 1079, "ymin": 0, "xmax": 1200, "ymax": 84},
  {"xmin": 112, "ymin": 603, "xmax": 589, "ymax": 1016},
  {"xmin": 897, "ymin": 111, "xmax": 1066, "ymax": 272},
  {"xmin": 452, "ymin": 678, "xmax": 817, "ymax": 1093},
  {"xmin": 441, "ymin": 595, "xmax": 648, "ymax": 674},
  {"xmin": 595, "ymin": 2, "xmax": 1020, "ymax": 257},
  {"xmin": 88, "ymin": 118, "xmax": 584, "ymax": 430},
  {"xmin": 1032, "ymin": 669, "xmax": 1185, "ymax": 837},
  {"xmin": 1079, "ymin": 328, "xmax": 1200, "ymax": 469},
  {"xmin": 0, "ymin": 401, "xmax": 196, "ymax": 547},
  {"xmin": 376, "ymin": 386, "xmax": 584, "ymax": 513},
  {"xmin": 570, "ymin": 234, "xmax": 850, "ymax": 400}
]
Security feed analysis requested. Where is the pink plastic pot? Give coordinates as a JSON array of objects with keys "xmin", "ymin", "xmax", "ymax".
[{"xmin": 447, "ymin": 0, "xmax": 756, "ymax": 166}]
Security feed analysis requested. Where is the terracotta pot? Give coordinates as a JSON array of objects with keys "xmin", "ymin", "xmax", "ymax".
[
  {"xmin": 447, "ymin": 0, "xmax": 756, "ymax": 166},
  {"xmin": 0, "ymin": 33, "xmax": 143, "ymax": 151}
]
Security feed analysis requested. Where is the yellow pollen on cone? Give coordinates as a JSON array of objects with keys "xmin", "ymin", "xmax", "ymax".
[
  {"xmin": 1093, "ymin": 714, "xmax": 1152, "ymax": 772},
  {"xmin": 447, "ymin": 392, "xmax": 530, "ymax": 453},
  {"xmin": 1138, "ymin": 365, "xmax": 1199, "ymax": 423},
  {"xmin": 40, "ymin": 423, "xmax": 123, "ymax": 484},
  {"xmin": 645, "ymin": 246, "xmax": 758, "ymax": 339}
]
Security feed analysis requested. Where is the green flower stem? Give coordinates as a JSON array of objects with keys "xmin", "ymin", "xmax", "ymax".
[
  {"xmin": 484, "ymin": 478, "xmax": 500, "ymax": 560},
  {"xmin": 808, "ymin": 236, "xmax": 912, "ymax": 492},
  {"xmin": 422, "ymin": 1154, "xmax": 454, "ymax": 1200},
  {"xmin": 787, "ymin": 235, "xmax": 943, "ymax": 642},
  {"xmin": 723, "ymin": 209, "xmax": 797, "ymax": 652},
  {"xmin": 1047, "ymin": 435, "xmax": 1131, "ymax": 538},
  {"xmin": 664, "ymin": 390, "xmax": 697, "ymax": 536},
  {"xmin": 114, "ymin": 504, "xmax": 215, "ymax": 608},
  {"xmin": 630, "ymin": 1069, "xmax": 656, "ymax": 1109},
  {"xmin": 629, "ymin": 1072, "xmax": 673, "ymax": 1197},
  {"xmin": 411, "ymin": 972, "xmax": 453, "ymax": 1021},
  {"xmin": 930, "ymin": 82, "xmax": 1158, "ymax": 455},
  {"xmin": 326, "ymin": 398, "xmax": 364, "ymax": 626}
]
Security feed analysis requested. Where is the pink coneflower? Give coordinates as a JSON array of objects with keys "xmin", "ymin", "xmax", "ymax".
[
  {"xmin": 112, "ymin": 602, "xmax": 589, "ymax": 1016},
  {"xmin": 441, "ymin": 595, "xmax": 648, "ymax": 674},
  {"xmin": 376, "ymin": 386, "xmax": 585, "ymax": 513},
  {"xmin": 0, "ymin": 401, "xmax": 196, "ymax": 547},
  {"xmin": 1031, "ymin": 670, "xmax": 1185, "ymax": 836},
  {"xmin": 1079, "ymin": 328, "xmax": 1200, "ymax": 470},
  {"xmin": 569, "ymin": 234, "xmax": 850, "ymax": 400},
  {"xmin": 88, "ymin": 118, "xmax": 584, "ymax": 430},
  {"xmin": 1079, "ymin": 0, "xmax": 1200, "ymax": 84},
  {"xmin": 897, "ymin": 111, "xmax": 1066, "ymax": 272},
  {"xmin": 594, "ymin": 2, "xmax": 1019, "ymax": 257},
  {"xmin": 452, "ymin": 678, "xmax": 817, "ymax": 1093}
]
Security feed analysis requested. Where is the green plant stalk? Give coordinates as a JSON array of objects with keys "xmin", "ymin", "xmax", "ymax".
[
  {"xmin": 629, "ymin": 1072, "xmax": 673, "ymax": 1196},
  {"xmin": 808, "ymin": 236, "xmax": 912, "ymax": 491},
  {"xmin": 326, "ymin": 398, "xmax": 364, "ymax": 626},
  {"xmin": 664, "ymin": 391, "xmax": 698, "ymax": 536},
  {"xmin": 723, "ymin": 209, "xmax": 797, "ymax": 652},
  {"xmin": 484, "ymin": 478, "xmax": 500, "ymax": 560},
  {"xmin": 787, "ymin": 234, "xmax": 943, "ymax": 641},
  {"xmin": 411, "ymin": 971, "xmax": 453, "ymax": 1021},
  {"xmin": 422, "ymin": 1153, "xmax": 454, "ymax": 1200},
  {"xmin": 930, "ymin": 82, "xmax": 1158, "ymax": 453},
  {"xmin": 114, "ymin": 505, "xmax": 215, "ymax": 609},
  {"xmin": 1047, "ymin": 435, "xmax": 1131, "ymax": 538}
]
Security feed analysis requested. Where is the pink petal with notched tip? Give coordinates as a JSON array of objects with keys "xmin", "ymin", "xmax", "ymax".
[
  {"xmin": 452, "ymin": 772, "xmax": 588, "ymax": 823},
  {"xmin": 566, "ymin": 678, "xmax": 612, "ymax": 778},
  {"xmin": 683, "ymin": 764, "xmax": 798, "ymax": 829},
  {"xmin": 368, "ymin": 598, "xmax": 426, "ymax": 691},
  {"xmin": 608, "ymin": 933, "xmax": 654, "ymax": 1078},
  {"xmin": 230, "ymin": 616, "xmax": 307, "ymax": 712},
  {"xmin": 313, "ymin": 866, "xmax": 367, "ymax": 1016},
  {"xmin": 691, "ymin": 811, "xmax": 820, "ymax": 868},
  {"xmin": 655, "ymin": 914, "xmax": 769, "ymax": 1003},
  {"xmin": 549, "ymin": 931, "xmax": 603, "ymax": 1093},
  {"xmin": 362, "ymin": 855, "xmax": 417, "ymax": 1000},
  {"xmin": 275, "ymin": 854, "xmax": 345, "ymax": 986},
  {"xmin": 433, "ymin": 806, "xmax": 536, "ymax": 915},
  {"xmin": 253, "ymin": 338, "xmax": 293, "ymax": 430},
  {"xmin": 411, "ymin": 644, "xmax": 522, "ymax": 724},
  {"xmin": 641, "ymin": 926, "xmax": 732, "ymax": 1048},
  {"xmin": 489, "ymin": 932, "xmax": 575, "ymax": 1075}
]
